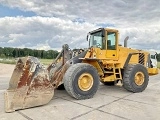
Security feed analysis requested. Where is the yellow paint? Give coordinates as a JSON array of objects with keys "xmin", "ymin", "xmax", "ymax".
[
  {"xmin": 83, "ymin": 60, "xmax": 104, "ymax": 76},
  {"xmin": 83, "ymin": 28, "xmax": 159, "ymax": 83},
  {"xmin": 78, "ymin": 73, "xmax": 93, "ymax": 91},
  {"xmin": 102, "ymin": 75, "xmax": 115, "ymax": 82},
  {"xmin": 117, "ymin": 46, "xmax": 149, "ymax": 68},
  {"xmin": 147, "ymin": 68, "xmax": 159, "ymax": 75},
  {"xmin": 134, "ymin": 72, "xmax": 144, "ymax": 86}
]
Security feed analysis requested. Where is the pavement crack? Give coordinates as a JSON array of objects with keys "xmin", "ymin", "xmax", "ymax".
[
  {"xmin": 123, "ymin": 98, "xmax": 160, "ymax": 107},
  {"xmin": 71, "ymin": 109, "xmax": 95, "ymax": 120},
  {"xmin": 59, "ymin": 97, "xmax": 93, "ymax": 109},
  {"xmin": 98, "ymin": 109, "xmax": 131, "ymax": 120},
  {"xmin": 96, "ymin": 93, "xmax": 133, "ymax": 109},
  {"xmin": 17, "ymin": 111, "xmax": 33, "ymax": 120}
]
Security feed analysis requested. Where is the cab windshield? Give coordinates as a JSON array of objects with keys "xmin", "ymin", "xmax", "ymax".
[{"xmin": 89, "ymin": 31, "xmax": 104, "ymax": 49}]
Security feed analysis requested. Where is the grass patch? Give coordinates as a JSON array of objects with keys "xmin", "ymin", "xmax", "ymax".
[
  {"xmin": 40, "ymin": 59, "xmax": 53, "ymax": 65},
  {"xmin": 157, "ymin": 62, "xmax": 160, "ymax": 68},
  {"xmin": 0, "ymin": 57, "xmax": 53, "ymax": 65},
  {"xmin": 1, "ymin": 57, "xmax": 158, "ymax": 68},
  {"xmin": 0, "ymin": 58, "xmax": 16, "ymax": 64}
]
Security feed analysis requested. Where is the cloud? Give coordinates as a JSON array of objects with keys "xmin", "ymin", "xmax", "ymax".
[
  {"xmin": 118, "ymin": 26, "xmax": 160, "ymax": 52},
  {"xmin": 0, "ymin": 0, "xmax": 160, "ymax": 52},
  {"xmin": 1, "ymin": 0, "xmax": 160, "ymax": 26},
  {"xmin": 0, "ymin": 16, "xmax": 97, "ymax": 50}
]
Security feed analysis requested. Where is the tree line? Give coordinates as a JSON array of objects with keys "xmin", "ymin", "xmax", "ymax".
[
  {"xmin": 0, "ymin": 47, "xmax": 59, "ymax": 59},
  {"xmin": 156, "ymin": 53, "xmax": 160, "ymax": 61},
  {"xmin": 0, "ymin": 46, "xmax": 160, "ymax": 61}
]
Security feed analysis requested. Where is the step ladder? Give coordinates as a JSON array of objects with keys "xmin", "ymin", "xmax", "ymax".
[
  {"xmin": 104, "ymin": 63, "xmax": 122, "ymax": 80},
  {"xmin": 113, "ymin": 67, "xmax": 122, "ymax": 80}
]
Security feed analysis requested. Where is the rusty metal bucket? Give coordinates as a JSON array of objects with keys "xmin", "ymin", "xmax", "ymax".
[{"xmin": 5, "ymin": 56, "xmax": 54, "ymax": 112}]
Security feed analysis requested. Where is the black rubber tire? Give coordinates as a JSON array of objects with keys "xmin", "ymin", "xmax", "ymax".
[
  {"xmin": 100, "ymin": 81, "xmax": 115, "ymax": 86},
  {"xmin": 63, "ymin": 63, "xmax": 100, "ymax": 100},
  {"xmin": 123, "ymin": 64, "xmax": 149, "ymax": 93}
]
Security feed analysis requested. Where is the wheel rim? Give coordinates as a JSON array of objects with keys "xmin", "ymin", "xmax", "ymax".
[
  {"xmin": 78, "ymin": 73, "xmax": 93, "ymax": 91},
  {"xmin": 134, "ymin": 72, "xmax": 145, "ymax": 86}
]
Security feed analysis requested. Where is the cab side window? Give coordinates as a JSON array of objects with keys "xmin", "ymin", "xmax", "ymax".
[{"xmin": 107, "ymin": 32, "xmax": 116, "ymax": 50}]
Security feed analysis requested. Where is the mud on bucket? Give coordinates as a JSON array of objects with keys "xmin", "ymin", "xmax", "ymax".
[{"xmin": 5, "ymin": 56, "xmax": 54, "ymax": 112}]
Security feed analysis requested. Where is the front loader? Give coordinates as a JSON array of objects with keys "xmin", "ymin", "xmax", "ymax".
[{"xmin": 5, "ymin": 28, "xmax": 159, "ymax": 112}]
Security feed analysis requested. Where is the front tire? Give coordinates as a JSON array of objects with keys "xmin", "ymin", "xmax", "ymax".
[
  {"xmin": 123, "ymin": 64, "xmax": 149, "ymax": 93},
  {"xmin": 63, "ymin": 63, "xmax": 100, "ymax": 99}
]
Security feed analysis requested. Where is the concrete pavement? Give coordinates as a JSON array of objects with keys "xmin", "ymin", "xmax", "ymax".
[{"xmin": 0, "ymin": 74, "xmax": 160, "ymax": 120}]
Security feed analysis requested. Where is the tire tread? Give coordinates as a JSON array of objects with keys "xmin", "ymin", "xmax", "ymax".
[
  {"xmin": 123, "ymin": 64, "xmax": 149, "ymax": 92},
  {"xmin": 64, "ymin": 63, "xmax": 99, "ymax": 99}
]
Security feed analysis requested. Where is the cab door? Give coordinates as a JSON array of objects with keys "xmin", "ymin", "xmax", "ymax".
[{"xmin": 106, "ymin": 31, "xmax": 118, "ymax": 60}]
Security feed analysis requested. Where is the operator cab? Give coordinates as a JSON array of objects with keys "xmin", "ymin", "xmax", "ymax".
[
  {"xmin": 87, "ymin": 28, "xmax": 105, "ymax": 49},
  {"xmin": 87, "ymin": 28, "xmax": 118, "ymax": 59}
]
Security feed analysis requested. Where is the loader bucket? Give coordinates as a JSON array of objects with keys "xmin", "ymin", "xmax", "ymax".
[{"xmin": 5, "ymin": 56, "xmax": 54, "ymax": 112}]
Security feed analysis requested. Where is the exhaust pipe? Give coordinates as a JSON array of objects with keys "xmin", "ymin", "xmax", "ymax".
[{"xmin": 124, "ymin": 36, "xmax": 129, "ymax": 47}]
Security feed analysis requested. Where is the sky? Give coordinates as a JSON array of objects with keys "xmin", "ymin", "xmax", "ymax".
[{"xmin": 0, "ymin": 0, "xmax": 160, "ymax": 52}]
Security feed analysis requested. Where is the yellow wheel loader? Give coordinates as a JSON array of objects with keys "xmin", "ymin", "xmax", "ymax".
[{"xmin": 5, "ymin": 28, "xmax": 159, "ymax": 112}]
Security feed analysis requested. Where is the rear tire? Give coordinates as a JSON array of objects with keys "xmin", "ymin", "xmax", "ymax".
[
  {"xmin": 123, "ymin": 64, "xmax": 149, "ymax": 93},
  {"xmin": 63, "ymin": 63, "xmax": 100, "ymax": 99}
]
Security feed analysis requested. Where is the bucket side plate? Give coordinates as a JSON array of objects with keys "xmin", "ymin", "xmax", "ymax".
[{"xmin": 5, "ymin": 57, "xmax": 54, "ymax": 112}]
